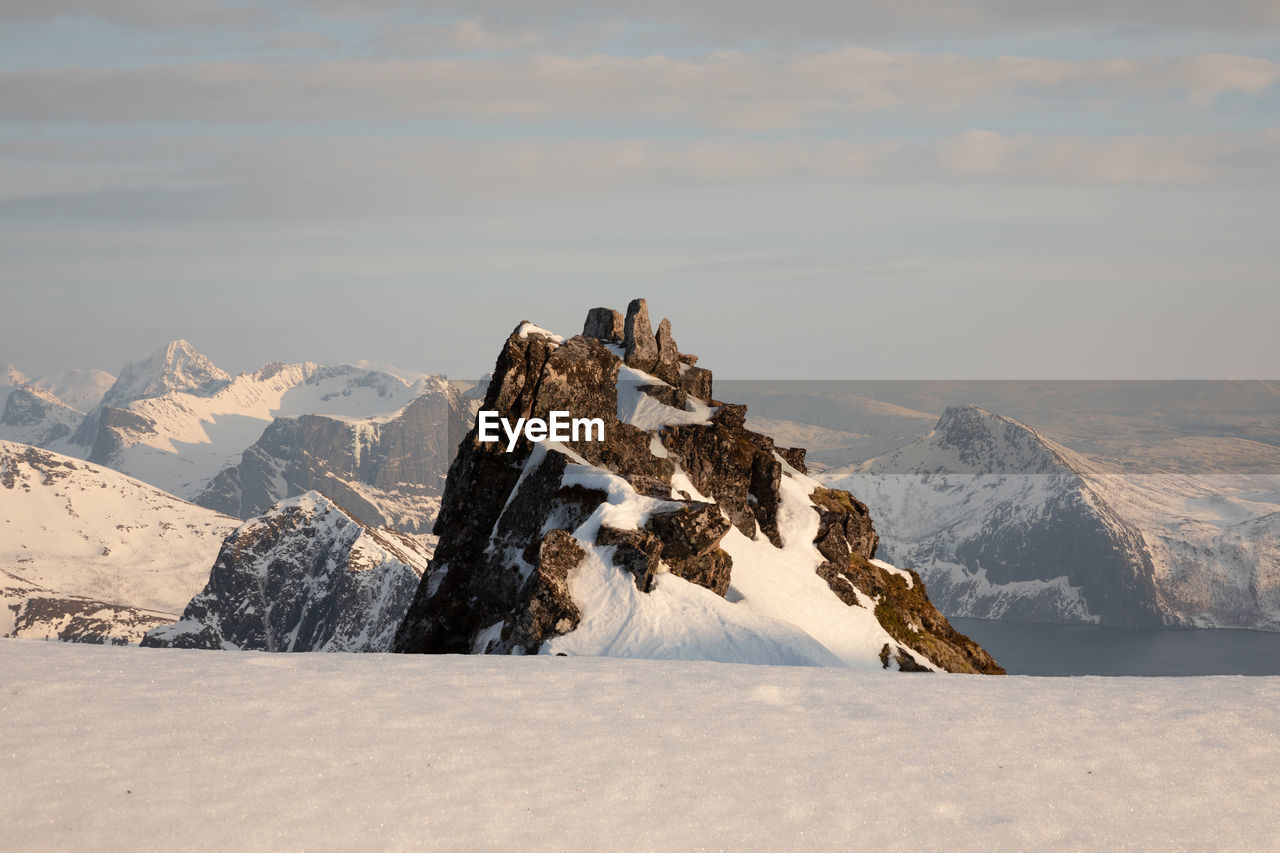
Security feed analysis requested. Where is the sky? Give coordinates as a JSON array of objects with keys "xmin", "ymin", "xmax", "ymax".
[{"xmin": 1, "ymin": 1, "xmax": 1278, "ymax": 380}]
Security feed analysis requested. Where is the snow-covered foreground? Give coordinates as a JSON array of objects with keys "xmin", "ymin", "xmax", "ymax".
[{"xmin": 3, "ymin": 642, "xmax": 1277, "ymax": 851}]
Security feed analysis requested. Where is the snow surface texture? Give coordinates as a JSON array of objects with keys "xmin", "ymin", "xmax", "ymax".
[
  {"xmin": 0, "ymin": 440, "xmax": 236, "ymax": 622},
  {"xmin": 3, "ymin": 641, "xmax": 1277, "ymax": 851}
]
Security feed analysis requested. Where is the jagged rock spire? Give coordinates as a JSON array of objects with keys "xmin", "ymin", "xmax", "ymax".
[{"xmin": 623, "ymin": 298, "xmax": 659, "ymax": 372}]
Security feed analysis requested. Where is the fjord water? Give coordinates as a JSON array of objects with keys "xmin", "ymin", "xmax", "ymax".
[{"xmin": 951, "ymin": 618, "xmax": 1280, "ymax": 676}]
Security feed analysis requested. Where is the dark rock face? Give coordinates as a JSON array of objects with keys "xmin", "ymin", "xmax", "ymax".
[
  {"xmin": 142, "ymin": 492, "xmax": 427, "ymax": 652},
  {"xmin": 680, "ymin": 366, "xmax": 714, "ymax": 403},
  {"xmin": 662, "ymin": 405, "xmax": 785, "ymax": 547},
  {"xmin": 596, "ymin": 503, "xmax": 734, "ymax": 596},
  {"xmin": 194, "ymin": 378, "xmax": 469, "ymax": 533},
  {"xmin": 395, "ymin": 301, "xmax": 1003, "ymax": 673},
  {"xmin": 482, "ymin": 530, "xmax": 584, "ymax": 654},
  {"xmin": 87, "ymin": 407, "xmax": 156, "ymax": 466},
  {"xmin": 811, "ymin": 487, "xmax": 879, "ymax": 565}
]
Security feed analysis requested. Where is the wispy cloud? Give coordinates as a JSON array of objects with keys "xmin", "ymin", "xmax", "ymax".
[
  {"xmin": 6, "ymin": 0, "xmax": 1279, "ymax": 38},
  {"xmin": 4, "ymin": 130, "xmax": 1276, "ymax": 221},
  {"xmin": 3, "ymin": 50, "xmax": 1276, "ymax": 127}
]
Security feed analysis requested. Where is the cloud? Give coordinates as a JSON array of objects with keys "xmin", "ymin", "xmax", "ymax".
[
  {"xmin": 2, "ymin": 50, "xmax": 1276, "ymax": 127},
  {"xmin": 0, "ymin": 0, "xmax": 261, "ymax": 27},
  {"xmin": 3, "ymin": 130, "xmax": 1276, "ymax": 220},
  {"xmin": 7, "ymin": 0, "xmax": 1278, "ymax": 38}
]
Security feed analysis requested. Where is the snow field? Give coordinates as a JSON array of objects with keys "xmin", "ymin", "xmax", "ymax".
[{"xmin": 2, "ymin": 640, "xmax": 1277, "ymax": 851}]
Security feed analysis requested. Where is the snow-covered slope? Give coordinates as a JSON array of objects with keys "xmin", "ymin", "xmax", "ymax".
[
  {"xmin": 1067, "ymin": 467, "xmax": 1280, "ymax": 629},
  {"xmin": 397, "ymin": 301, "xmax": 1000, "ymax": 673},
  {"xmin": 0, "ymin": 440, "xmax": 237, "ymax": 642},
  {"xmin": 144, "ymin": 492, "xmax": 428, "ymax": 652},
  {"xmin": 826, "ymin": 405, "xmax": 1280, "ymax": 629},
  {"xmin": 825, "ymin": 406, "xmax": 1163, "ymax": 627},
  {"xmin": 1, "ymin": 570, "xmax": 176, "ymax": 645},
  {"xmin": 4, "ymin": 642, "xmax": 1278, "ymax": 851}
]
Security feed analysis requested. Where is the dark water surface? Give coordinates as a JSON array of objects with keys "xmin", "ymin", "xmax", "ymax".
[{"xmin": 949, "ymin": 618, "xmax": 1280, "ymax": 676}]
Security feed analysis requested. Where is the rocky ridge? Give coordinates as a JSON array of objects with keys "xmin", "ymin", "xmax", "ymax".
[
  {"xmin": 395, "ymin": 300, "xmax": 1001, "ymax": 673},
  {"xmin": 143, "ymin": 492, "xmax": 429, "ymax": 652},
  {"xmin": 194, "ymin": 375, "xmax": 468, "ymax": 535}
]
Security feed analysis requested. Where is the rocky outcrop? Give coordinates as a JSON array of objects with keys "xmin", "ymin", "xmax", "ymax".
[
  {"xmin": 143, "ymin": 492, "xmax": 428, "ymax": 652},
  {"xmin": 193, "ymin": 377, "xmax": 469, "ymax": 534},
  {"xmin": 623, "ymin": 298, "xmax": 659, "ymax": 372},
  {"xmin": 583, "ymin": 307, "xmax": 624, "ymax": 342},
  {"xmin": 395, "ymin": 302, "xmax": 1002, "ymax": 673}
]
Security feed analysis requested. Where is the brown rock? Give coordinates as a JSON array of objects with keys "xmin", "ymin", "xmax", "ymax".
[
  {"xmin": 666, "ymin": 548, "xmax": 733, "ymax": 596},
  {"xmin": 646, "ymin": 502, "xmax": 731, "ymax": 560},
  {"xmin": 653, "ymin": 318, "xmax": 682, "ymax": 385},
  {"xmin": 583, "ymin": 307, "xmax": 625, "ymax": 342},
  {"xmin": 500, "ymin": 530, "xmax": 584, "ymax": 653},
  {"xmin": 597, "ymin": 526, "xmax": 663, "ymax": 591},
  {"xmin": 623, "ymin": 298, "xmax": 659, "ymax": 372},
  {"xmin": 680, "ymin": 366, "xmax": 713, "ymax": 402}
]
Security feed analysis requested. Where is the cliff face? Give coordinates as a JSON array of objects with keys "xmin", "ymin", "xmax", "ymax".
[
  {"xmin": 829, "ymin": 405, "xmax": 1166, "ymax": 627},
  {"xmin": 194, "ymin": 377, "xmax": 468, "ymax": 534},
  {"xmin": 395, "ymin": 301, "xmax": 1001, "ymax": 673},
  {"xmin": 143, "ymin": 492, "xmax": 428, "ymax": 652}
]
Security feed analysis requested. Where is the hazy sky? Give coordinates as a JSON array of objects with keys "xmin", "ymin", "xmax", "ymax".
[{"xmin": 2, "ymin": 1, "xmax": 1278, "ymax": 380}]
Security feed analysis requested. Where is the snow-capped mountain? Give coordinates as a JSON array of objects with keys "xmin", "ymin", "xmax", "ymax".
[
  {"xmin": 193, "ymin": 376, "xmax": 469, "ymax": 536},
  {"xmin": 825, "ymin": 406, "xmax": 1163, "ymax": 626},
  {"xmin": 100, "ymin": 340, "xmax": 231, "ymax": 409},
  {"xmin": 143, "ymin": 492, "xmax": 429, "ymax": 652},
  {"xmin": 394, "ymin": 301, "xmax": 1002, "ymax": 673},
  {"xmin": 0, "ymin": 385, "xmax": 83, "ymax": 447},
  {"xmin": 0, "ymin": 440, "xmax": 237, "ymax": 643},
  {"xmin": 28, "ymin": 368, "xmax": 115, "ymax": 413},
  {"xmin": 825, "ymin": 405, "xmax": 1280, "ymax": 629},
  {"xmin": 69, "ymin": 342, "xmax": 444, "ymax": 500}
]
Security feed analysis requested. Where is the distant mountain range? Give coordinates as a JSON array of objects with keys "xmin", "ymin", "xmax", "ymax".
[
  {"xmin": 5, "ymin": 347, "xmax": 1280, "ymax": 646},
  {"xmin": 4, "ymin": 341, "xmax": 468, "ymax": 537},
  {"xmin": 2, "ymin": 342, "xmax": 467, "ymax": 645},
  {"xmin": 824, "ymin": 405, "xmax": 1280, "ymax": 629}
]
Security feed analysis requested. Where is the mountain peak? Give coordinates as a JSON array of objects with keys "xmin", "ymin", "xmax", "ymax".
[
  {"xmin": 865, "ymin": 404, "xmax": 1064, "ymax": 476},
  {"xmin": 101, "ymin": 340, "xmax": 231, "ymax": 408},
  {"xmin": 394, "ymin": 299, "xmax": 1002, "ymax": 673},
  {"xmin": 2, "ymin": 363, "xmax": 28, "ymax": 387}
]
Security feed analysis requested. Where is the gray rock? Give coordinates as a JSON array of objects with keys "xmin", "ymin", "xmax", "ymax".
[
  {"xmin": 142, "ymin": 492, "xmax": 426, "ymax": 652},
  {"xmin": 653, "ymin": 318, "xmax": 682, "ymax": 385},
  {"xmin": 623, "ymin": 298, "xmax": 659, "ymax": 372}
]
